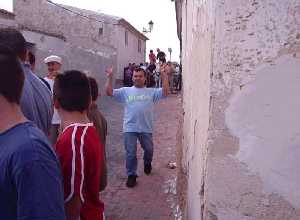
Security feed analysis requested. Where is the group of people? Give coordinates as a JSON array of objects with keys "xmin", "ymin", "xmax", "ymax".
[
  {"xmin": 0, "ymin": 27, "xmax": 172, "ymax": 220},
  {"xmin": 124, "ymin": 48, "xmax": 182, "ymax": 93}
]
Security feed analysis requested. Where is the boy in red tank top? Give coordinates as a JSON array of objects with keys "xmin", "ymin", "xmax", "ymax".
[{"xmin": 53, "ymin": 70, "xmax": 105, "ymax": 220}]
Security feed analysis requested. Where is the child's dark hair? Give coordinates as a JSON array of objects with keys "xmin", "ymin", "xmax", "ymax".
[
  {"xmin": 88, "ymin": 77, "xmax": 99, "ymax": 102},
  {"xmin": 53, "ymin": 70, "xmax": 91, "ymax": 112}
]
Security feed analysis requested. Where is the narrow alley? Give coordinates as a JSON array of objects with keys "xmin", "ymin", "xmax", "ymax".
[
  {"xmin": 2, "ymin": 0, "xmax": 299, "ymax": 219},
  {"xmin": 99, "ymin": 92, "xmax": 182, "ymax": 220}
]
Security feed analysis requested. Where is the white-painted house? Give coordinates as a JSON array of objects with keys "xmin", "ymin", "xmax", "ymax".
[
  {"xmin": 0, "ymin": 8, "xmax": 17, "ymax": 28},
  {"xmin": 12, "ymin": 0, "xmax": 147, "ymax": 80}
]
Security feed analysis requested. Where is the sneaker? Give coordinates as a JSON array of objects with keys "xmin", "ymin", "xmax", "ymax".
[
  {"xmin": 126, "ymin": 175, "xmax": 137, "ymax": 188},
  {"xmin": 144, "ymin": 163, "xmax": 152, "ymax": 175}
]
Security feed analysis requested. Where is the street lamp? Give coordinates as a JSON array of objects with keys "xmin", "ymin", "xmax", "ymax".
[
  {"xmin": 143, "ymin": 20, "xmax": 154, "ymax": 33},
  {"xmin": 168, "ymin": 47, "xmax": 172, "ymax": 61}
]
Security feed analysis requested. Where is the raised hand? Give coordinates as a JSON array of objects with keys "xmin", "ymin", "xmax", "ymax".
[{"xmin": 106, "ymin": 66, "xmax": 113, "ymax": 78}]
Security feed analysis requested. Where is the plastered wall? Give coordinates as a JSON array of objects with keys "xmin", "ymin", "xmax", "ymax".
[
  {"xmin": 13, "ymin": 0, "xmax": 116, "ymax": 54},
  {"xmin": 179, "ymin": 0, "xmax": 300, "ymax": 219},
  {"xmin": 115, "ymin": 26, "xmax": 146, "ymax": 79},
  {"xmin": 14, "ymin": 0, "xmax": 146, "ymax": 80},
  {"xmin": 0, "ymin": 9, "xmax": 16, "ymax": 28}
]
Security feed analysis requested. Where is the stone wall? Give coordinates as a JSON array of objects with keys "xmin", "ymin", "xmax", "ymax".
[
  {"xmin": 13, "ymin": 0, "xmax": 118, "ymax": 82},
  {"xmin": 22, "ymin": 30, "xmax": 115, "ymax": 94},
  {"xmin": 13, "ymin": 0, "xmax": 116, "ymax": 55},
  {"xmin": 0, "ymin": 10, "xmax": 17, "ymax": 28},
  {"xmin": 115, "ymin": 25, "xmax": 146, "ymax": 79},
  {"xmin": 178, "ymin": 0, "xmax": 300, "ymax": 219},
  {"xmin": 13, "ymin": 0, "xmax": 146, "ymax": 80}
]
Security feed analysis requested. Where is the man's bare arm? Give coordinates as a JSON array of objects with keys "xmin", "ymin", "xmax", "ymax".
[
  {"xmin": 105, "ymin": 67, "xmax": 113, "ymax": 96},
  {"xmin": 160, "ymin": 64, "xmax": 169, "ymax": 97}
]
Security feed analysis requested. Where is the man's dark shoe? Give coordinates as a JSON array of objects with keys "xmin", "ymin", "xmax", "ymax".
[
  {"xmin": 126, "ymin": 175, "xmax": 137, "ymax": 188},
  {"xmin": 144, "ymin": 164, "xmax": 152, "ymax": 175}
]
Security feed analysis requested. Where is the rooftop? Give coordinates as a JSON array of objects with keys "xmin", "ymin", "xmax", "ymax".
[
  {"xmin": 58, "ymin": 3, "xmax": 148, "ymax": 41},
  {"xmin": 0, "ymin": 8, "xmax": 15, "ymax": 19},
  {"xmin": 19, "ymin": 25, "xmax": 66, "ymax": 41}
]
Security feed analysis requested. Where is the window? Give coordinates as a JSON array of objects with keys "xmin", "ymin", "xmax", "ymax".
[
  {"xmin": 98, "ymin": 27, "xmax": 103, "ymax": 36},
  {"xmin": 125, "ymin": 30, "xmax": 128, "ymax": 46},
  {"xmin": 138, "ymin": 39, "xmax": 141, "ymax": 53}
]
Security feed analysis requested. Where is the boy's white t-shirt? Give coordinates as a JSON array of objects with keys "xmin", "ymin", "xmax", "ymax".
[{"xmin": 43, "ymin": 77, "xmax": 61, "ymax": 125}]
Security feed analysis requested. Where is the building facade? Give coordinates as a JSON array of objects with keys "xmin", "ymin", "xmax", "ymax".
[
  {"xmin": 13, "ymin": 0, "xmax": 147, "ymax": 80},
  {"xmin": 175, "ymin": 0, "xmax": 300, "ymax": 219},
  {"xmin": 0, "ymin": 9, "xmax": 17, "ymax": 28}
]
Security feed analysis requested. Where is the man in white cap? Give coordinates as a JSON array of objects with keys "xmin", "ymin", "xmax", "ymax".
[{"xmin": 44, "ymin": 55, "xmax": 62, "ymax": 144}]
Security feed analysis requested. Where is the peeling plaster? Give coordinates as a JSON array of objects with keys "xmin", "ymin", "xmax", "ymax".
[
  {"xmin": 226, "ymin": 55, "xmax": 300, "ymax": 208},
  {"xmin": 179, "ymin": 0, "xmax": 300, "ymax": 218}
]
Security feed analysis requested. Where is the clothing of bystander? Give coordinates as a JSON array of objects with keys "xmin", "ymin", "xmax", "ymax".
[
  {"xmin": 148, "ymin": 49, "xmax": 156, "ymax": 63},
  {"xmin": 43, "ymin": 55, "xmax": 62, "ymax": 145},
  {"xmin": 0, "ymin": 28, "xmax": 53, "ymax": 136},
  {"xmin": 156, "ymin": 48, "xmax": 166, "ymax": 63},
  {"xmin": 54, "ymin": 70, "xmax": 105, "ymax": 220},
  {"xmin": 0, "ymin": 45, "xmax": 65, "ymax": 220},
  {"xmin": 166, "ymin": 62, "xmax": 175, "ymax": 93},
  {"xmin": 87, "ymin": 76, "xmax": 108, "ymax": 191},
  {"xmin": 124, "ymin": 63, "xmax": 133, "ymax": 87}
]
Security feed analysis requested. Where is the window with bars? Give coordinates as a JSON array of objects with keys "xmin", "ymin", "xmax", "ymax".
[
  {"xmin": 138, "ymin": 39, "xmax": 141, "ymax": 53},
  {"xmin": 125, "ymin": 30, "xmax": 128, "ymax": 46},
  {"xmin": 98, "ymin": 27, "xmax": 103, "ymax": 36}
]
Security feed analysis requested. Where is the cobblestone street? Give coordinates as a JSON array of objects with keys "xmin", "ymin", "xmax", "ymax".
[{"xmin": 98, "ymin": 93, "xmax": 182, "ymax": 220}]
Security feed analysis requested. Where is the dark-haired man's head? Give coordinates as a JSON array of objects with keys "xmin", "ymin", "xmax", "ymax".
[
  {"xmin": 88, "ymin": 77, "xmax": 99, "ymax": 102},
  {"xmin": 53, "ymin": 70, "xmax": 91, "ymax": 113},
  {"xmin": 132, "ymin": 67, "xmax": 146, "ymax": 88},
  {"xmin": 0, "ymin": 28, "xmax": 27, "ymax": 61},
  {"xmin": 0, "ymin": 45, "xmax": 24, "ymax": 104},
  {"xmin": 150, "ymin": 49, "xmax": 153, "ymax": 53}
]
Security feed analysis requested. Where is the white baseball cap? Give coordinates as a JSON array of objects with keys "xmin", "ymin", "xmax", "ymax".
[{"xmin": 44, "ymin": 55, "xmax": 62, "ymax": 64}]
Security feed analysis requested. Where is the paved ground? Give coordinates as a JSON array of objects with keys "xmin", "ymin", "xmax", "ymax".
[{"xmin": 98, "ymin": 93, "xmax": 182, "ymax": 220}]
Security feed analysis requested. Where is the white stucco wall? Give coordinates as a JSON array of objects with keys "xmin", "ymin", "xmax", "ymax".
[
  {"xmin": 22, "ymin": 30, "xmax": 115, "ymax": 95},
  {"xmin": 179, "ymin": 0, "xmax": 300, "ymax": 219},
  {"xmin": 13, "ymin": 0, "xmax": 116, "ymax": 55},
  {"xmin": 180, "ymin": 0, "xmax": 213, "ymax": 219},
  {"xmin": 12, "ymin": 0, "xmax": 121, "ymax": 90},
  {"xmin": 226, "ymin": 55, "xmax": 300, "ymax": 209},
  {"xmin": 14, "ymin": 0, "xmax": 146, "ymax": 81},
  {"xmin": 0, "ymin": 17, "xmax": 17, "ymax": 28},
  {"xmin": 115, "ymin": 26, "xmax": 146, "ymax": 79}
]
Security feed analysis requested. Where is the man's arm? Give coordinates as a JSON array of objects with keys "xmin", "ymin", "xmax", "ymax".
[
  {"xmin": 160, "ymin": 64, "xmax": 169, "ymax": 97},
  {"xmin": 15, "ymin": 156, "xmax": 65, "ymax": 219},
  {"xmin": 65, "ymin": 196, "xmax": 82, "ymax": 220},
  {"xmin": 105, "ymin": 67, "xmax": 114, "ymax": 96}
]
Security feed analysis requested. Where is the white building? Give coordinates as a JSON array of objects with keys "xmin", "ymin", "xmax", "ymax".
[
  {"xmin": 0, "ymin": 8, "xmax": 17, "ymax": 28},
  {"xmin": 12, "ymin": 0, "xmax": 147, "ymax": 80}
]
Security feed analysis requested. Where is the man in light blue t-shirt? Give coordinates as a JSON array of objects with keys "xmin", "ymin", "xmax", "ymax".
[{"xmin": 106, "ymin": 65, "xmax": 169, "ymax": 187}]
